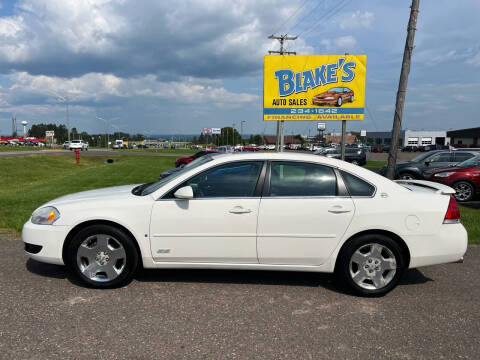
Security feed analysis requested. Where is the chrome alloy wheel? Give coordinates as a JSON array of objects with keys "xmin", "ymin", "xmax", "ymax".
[
  {"xmin": 76, "ymin": 234, "xmax": 126, "ymax": 282},
  {"xmin": 453, "ymin": 182, "xmax": 473, "ymax": 201},
  {"xmin": 349, "ymin": 243, "xmax": 397, "ymax": 290}
]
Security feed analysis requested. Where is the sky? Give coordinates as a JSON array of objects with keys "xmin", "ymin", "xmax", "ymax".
[{"xmin": 0, "ymin": 0, "xmax": 479, "ymax": 137}]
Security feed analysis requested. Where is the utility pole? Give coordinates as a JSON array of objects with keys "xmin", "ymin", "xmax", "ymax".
[
  {"xmin": 241, "ymin": 120, "xmax": 246, "ymax": 146},
  {"xmin": 268, "ymin": 34, "xmax": 297, "ymax": 152},
  {"xmin": 386, "ymin": 0, "xmax": 419, "ymax": 179}
]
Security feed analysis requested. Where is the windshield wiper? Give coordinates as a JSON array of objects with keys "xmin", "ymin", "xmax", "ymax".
[{"xmin": 132, "ymin": 182, "xmax": 154, "ymax": 196}]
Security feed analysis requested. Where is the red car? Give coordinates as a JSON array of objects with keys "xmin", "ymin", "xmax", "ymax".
[
  {"xmin": 175, "ymin": 150, "xmax": 218, "ymax": 167},
  {"xmin": 312, "ymin": 87, "xmax": 354, "ymax": 107},
  {"xmin": 425, "ymin": 155, "xmax": 480, "ymax": 202}
]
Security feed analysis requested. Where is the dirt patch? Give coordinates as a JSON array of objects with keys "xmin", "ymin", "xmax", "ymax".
[{"xmin": 0, "ymin": 229, "xmax": 20, "ymax": 241}]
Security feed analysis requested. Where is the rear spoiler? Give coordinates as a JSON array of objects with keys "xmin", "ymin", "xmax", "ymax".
[{"xmin": 394, "ymin": 180, "xmax": 456, "ymax": 195}]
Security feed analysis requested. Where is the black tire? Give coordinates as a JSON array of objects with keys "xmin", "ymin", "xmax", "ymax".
[
  {"xmin": 452, "ymin": 181, "xmax": 475, "ymax": 202},
  {"xmin": 336, "ymin": 234, "xmax": 406, "ymax": 297},
  {"xmin": 336, "ymin": 97, "xmax": 342, "ymax": 107},
  {"xmin": 66, "ymin": 224, "xmax": 139, "ymax": 288},
  {"xmin": 398, "ymin": 172, "xmax": 416, "ymax": 180}
]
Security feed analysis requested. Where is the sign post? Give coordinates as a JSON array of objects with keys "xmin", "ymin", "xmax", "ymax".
[{"xmin": 45, "ymin": 130, "xmax": 54, "ymax": 148}]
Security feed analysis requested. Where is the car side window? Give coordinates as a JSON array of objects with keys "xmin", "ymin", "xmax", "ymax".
[
  {"xmin": 454, "ymin": 152, "xmax": 474, "ymax": 162},
  {"xmin": 269, "ymin": 162, "xmax": 337, "ymax": 197},
  {"xmin": 167, "ymin": 161, "xmax": 263, "ymax": 199},
  {"xmin": 340, "ymin": 171, "xmax": 375, "ymax": 197},
  {"xmin": 429, "ymin": 152, "xmax": 452, "ymax": 162}
]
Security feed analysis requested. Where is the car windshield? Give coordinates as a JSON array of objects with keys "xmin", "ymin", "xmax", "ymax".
[
  {"xmin": 138, "ymin": 155, "xmax": 214, "ymax": 196},
  {"xmin": 457, "ymin": 154, "xmax": 480, "ymax": 168},
  {"xmin": 328, "ymin": 87, "xmax": 343, "ymax": 92},
  {"xmin": 411, "ymin": 152, "xmax": 436, "ymax": 162}
]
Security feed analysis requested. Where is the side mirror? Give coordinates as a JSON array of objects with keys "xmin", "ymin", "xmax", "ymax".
[
  {"xmin": 174, "ymin": 186, "xmax": 194, "ymax": 200},
  {"xmin": 425, "ymin": 160, "xmax": 431, "ymax": 166}
]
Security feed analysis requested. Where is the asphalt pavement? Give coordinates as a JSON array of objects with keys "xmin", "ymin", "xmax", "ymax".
[{"xmin": 0, "ymin": 240, "xmax": 478, "ymax": 359}]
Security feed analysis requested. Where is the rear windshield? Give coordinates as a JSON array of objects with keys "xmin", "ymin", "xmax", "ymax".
[{"xmin": 457, "ymin": 154, "xmax": 480, "ymax": 168}]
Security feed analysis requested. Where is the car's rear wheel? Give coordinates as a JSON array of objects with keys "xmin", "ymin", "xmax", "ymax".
[
  {"xmin": 66, "ymin": 224, "xmax": 139, "ymax": 288},
  {"xmin": 350, "ymin": 95, "xmax": 354, "ymax": 102},
  {"xmin": 398, "ymin": 172, "xmax": 416, "ymax": 180},
  {"xmin": 452, "ymin": 181, "xmax": 475, "ymax": 202},
  {"xmin": 337, "ymin": 234, "xmax": 406, "ymax": 297}
]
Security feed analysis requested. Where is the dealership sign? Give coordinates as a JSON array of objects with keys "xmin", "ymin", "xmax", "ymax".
[
  {"xmin": 211, "ymin": 128, "xmax": 221, "ymax": 135},
  {"xmin": 203, "ymin": 128, "xmax": 212, "ymax": 134},
  {"xmin": 264, "ymin": 55, "xmax": 366, "ymax": 121},
  {"xmin": 45, "ymin": 130, "xmax": 54, "ymax": 137}
]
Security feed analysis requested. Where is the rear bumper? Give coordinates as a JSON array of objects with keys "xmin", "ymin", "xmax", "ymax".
[
  {"xmin": 407, "ymin": 223, "xmax": 468, "ymax": 268},
  {"xmin": 22, "ymin": 220, "xmax": 70, "ymax": 265}
]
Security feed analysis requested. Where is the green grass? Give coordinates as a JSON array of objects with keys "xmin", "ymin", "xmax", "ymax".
[
  {"xmin": 112, "ymin": 148, "xmax": 195, "ymax": 155},
  {"xmin": 460, "ymin": 206, "xmax": 480, "ymax": 244},
  {"xmin": 0, "ymin": 146, "xmax": 44, "ymax": 152},
  {"xmin": 365, "ymin": 160, "xmax": 386, "ymax": 169},
  {"xmin": 0, "ymin": 155, "xmax": 174, "ymax": 232}
]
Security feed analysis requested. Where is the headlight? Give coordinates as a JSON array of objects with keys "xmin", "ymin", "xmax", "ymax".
[
  {"xmin": 324, "ymin": 97, "xmax": 334, "ymax": 100},
  {"xmin": 434, "ymin": 172, "xmax": 455, "ymax": 178},
  {"xmin": 31, "ymin": 206, "xmax": 60, "ymax": 225}
]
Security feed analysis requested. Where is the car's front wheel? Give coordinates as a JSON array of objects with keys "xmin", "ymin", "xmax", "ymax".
[
  {"xmin": 452, "ymin": 181, "xmax": 475, "ymax": 202},
  {"xmin": 336, "ymin": 97, "xmax": 342, "ymax": 107},
  {"xmin": 398, "ymin": 172, "xmax": 416, "ymax": 180},
  {"xmin": 337, "ymin": 234, "xmax": 406, "ymax": 297},
  {"xmin": 66, "ymin": 224, "xmax": 139, "ymax": 288}
]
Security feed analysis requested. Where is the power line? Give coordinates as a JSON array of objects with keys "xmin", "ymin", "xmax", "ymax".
[
  {"xmin": 267, "ymin": 34, "xmax": 297, "ymax": 152},
  {"xmin": 285, "ymin": 0, "xmax": 328, "ymax": 36},
  {"xmin": 297, "ymin": 0, "xmax": 352, "ymax": 39},
  {"xmin": 272, "ymin": 0, "xmax": 311, "ymax": 35}
]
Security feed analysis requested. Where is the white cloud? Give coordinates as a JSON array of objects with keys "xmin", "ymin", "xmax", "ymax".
[
  {"xmin": 321, "ymin": 35, "xmax": 356, "ymax": 52},
  {"xmin": 1, "ymin": 71, "xmax": 259, "ymax": 108},
  {"xmin": 0, "ymin": 0, "xmax": 308, "ymax": 79},
  {"xmin": 339, "ymin": 11, "xmax": 375, "ymax": 30}
]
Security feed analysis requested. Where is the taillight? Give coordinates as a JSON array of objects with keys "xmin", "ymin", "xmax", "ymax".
[{"xmin": 443, "ymin": 196, "xmax": 461, "ymax": 224}]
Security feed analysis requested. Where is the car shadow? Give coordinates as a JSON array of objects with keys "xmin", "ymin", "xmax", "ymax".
[{"xmin": 26, "ymin": 258, "xmax": 433, "ymax": 295}]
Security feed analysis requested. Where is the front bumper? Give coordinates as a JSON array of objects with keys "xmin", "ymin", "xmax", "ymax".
[
  {"xmin": 312, "ymin": 99, "xmax": 336, "ymax": 106},
  {"xmin": 22, "ymin": 220, "xmax": 71, "ymax": 265}
]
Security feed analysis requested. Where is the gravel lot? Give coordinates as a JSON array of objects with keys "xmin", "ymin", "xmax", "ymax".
[{"xmin": 0, "ymin": 240, "xmax": 478, "ymax": 359}]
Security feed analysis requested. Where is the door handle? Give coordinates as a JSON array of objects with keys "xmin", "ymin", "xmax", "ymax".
[
  {"xmin": 229, "ymin": 206, "xmax": 252, "ymax": 214},
  {"xmin": 328, "ymin": 205, "xmax": 352, "ymax": 214}
]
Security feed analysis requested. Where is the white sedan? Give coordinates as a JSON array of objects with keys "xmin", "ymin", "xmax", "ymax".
[{"xmin": 22, "ymin": 153, "xmax": 467, "ymax": 296}]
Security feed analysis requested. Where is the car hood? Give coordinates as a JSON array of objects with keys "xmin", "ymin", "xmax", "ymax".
[
  {"xmin": 395, "ymin": 161, "xmax": 414, "ymax": 167},
  {"xmin": 47, "ymin": 185, "xmax": 138, "ymax": 206},
  {"xmin": 315, "ymin": 91, "xmax": 336, "ymax": 98}
]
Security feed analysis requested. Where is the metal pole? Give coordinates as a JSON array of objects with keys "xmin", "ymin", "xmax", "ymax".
[
  {"xmin": 386, "ymin": 0, "xmax": 419, "ymax": 179},
  {"xmin": 66, "ymin": 99, "xmax": 70, "ymax": 142},
  {"xmin": 341, "ymin": 120, "xmax": 346, "ymax": 160},
  {"xmin": 268, "ymin": 34, "xmax": 296, "ymax": 152}
]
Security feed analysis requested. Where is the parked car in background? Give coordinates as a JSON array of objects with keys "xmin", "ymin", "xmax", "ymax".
[
  {"xmin": 68, "ymin": 140, "xmax": 89, "ymax": 151},
  {"xmin": 63, "ymin": 141, "xmax": 70, "ymax": 149},
  {"xmin": 380, "ymin": 150, "xmax": 480, "ymax": 180},
  {"xmin": 424, "ymin": 155, "xmax": 480, "ymax": 202},
  {"xmin": 314, "ymin": 147, "xmax": 367, "ymax": 166},
  {"xmin": 23, "ymin": 152, "xmax": 467, "ymax": 296},
  {"xmin": 175, "ymin": 150, "xmax": 218, "ymax": 167},
  {"xmin": 112, "ymin": 140, "xmax": 125, "ymax": 149}
]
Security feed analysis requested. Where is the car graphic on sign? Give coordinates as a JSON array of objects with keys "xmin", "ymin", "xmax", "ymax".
[{"xmin": 312, "ymin": 87, "xmax": 354, "ymax": 107}]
